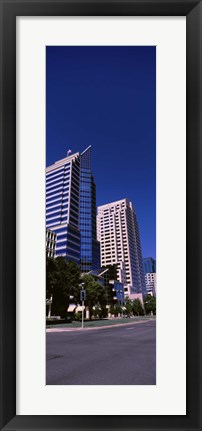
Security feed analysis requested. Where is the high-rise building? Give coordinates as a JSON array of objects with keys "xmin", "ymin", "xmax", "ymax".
[
  {"xmin": 143, "ymin": 257, "xmax": 156, "ymax": 274},
  {"xmin": 97, "ymin": 198, "xmax": 146, "ymax": 297},
  {"xmin": 145, "ymin": 272, "xmax": 156, "ymax": 296},
  {"xmin": 143, "ymin": 257, "xmax": 156, "ymax": 296},
  {"xmin": 80, "ymin": 146, "xmax": 100, "ymax": 272},
  {"xmin": 46, "ymin": 146, "xmax": 100, "ymax": 271}
]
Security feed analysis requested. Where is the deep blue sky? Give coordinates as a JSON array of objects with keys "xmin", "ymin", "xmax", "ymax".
[{"xmin": 46, "ymin": 46, "xmax": 156, "ymax": 259}]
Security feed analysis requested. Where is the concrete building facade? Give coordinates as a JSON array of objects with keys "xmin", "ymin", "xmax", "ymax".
[
  {"xmin": 145, "ymin": 272, "xmax": 156, "ymax": 296},
  {"xmin": 97, "ymin": 198, "xmax": 146, "ymax": 297}
]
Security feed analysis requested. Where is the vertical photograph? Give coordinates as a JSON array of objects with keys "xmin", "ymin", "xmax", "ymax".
[{"xmin": 46, "ymin": 46, "xmax": 156, "ymax": 385}]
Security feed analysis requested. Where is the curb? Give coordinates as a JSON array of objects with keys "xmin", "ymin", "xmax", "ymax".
[{"xmin": 46, "ymin": 318, "xmax": 155, "ymax": 333}]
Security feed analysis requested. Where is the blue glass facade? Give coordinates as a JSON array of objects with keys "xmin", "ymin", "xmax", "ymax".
[
  {"xmin": 46, "ymin": 154, "xmax": 80, "ymax": 264},
  {"xmin": 46, "ymin": 147, "xmax": 100, "ymax": 270},
  {"xmin": 143, "ymin": 257, "xmax": 156, "ymax": 274},
  {"xmin": 80, "ymin": 146, "xmax": 100, "ymax": 272},
  {"xmin": 111, "ymin": 280, "xmax": 125, "ymax": 304}
]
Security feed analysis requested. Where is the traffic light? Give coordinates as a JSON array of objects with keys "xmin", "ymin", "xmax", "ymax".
[{"xmin": 80, "ymin": 289, "xmax": 86, "ymax": 301}]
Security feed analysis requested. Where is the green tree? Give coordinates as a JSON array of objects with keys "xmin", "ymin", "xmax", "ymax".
[
  {"xmin": 46, "ymin": 256, "xmax": 80, "ymax": 317},
  {"xmin": 125, "ymin": 297, "xmax": 133, "ymax": 316},
  {"xmin": 101, "ymin": 264, "xmax": 118, "ymax": 306},
  {"xmin": 109, "ymin": 304, "xmax": 115, "ymax": 315},
  {"xmin": 81, "ymin": 274, "xmax": 107, "ymax": 319},
  {"xmin": 144, "ymin": 294, "xmax": 156, "ymax": 315},
  {"xmin": 102, "ymin": 264, "xmax": 117, "ymax": 281},
  {"xmin": 93, "ymin": 305, "xmax": 102, "ymax": 318},
  {"xmin": 113, "ymin": 303, "xmax": 122, "ymax": 317},
  {"xmin": 46, "ymin": 255, "xmax": 57, "ymax": 299},
  {"xmin": 132, "ymin": 299, "xmax": 144, "ymax": 316}
]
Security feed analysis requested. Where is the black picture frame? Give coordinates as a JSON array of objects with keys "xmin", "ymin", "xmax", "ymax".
[{"xmin": 0, "ymin": 0, "xmax": 201, "ymax": 430}]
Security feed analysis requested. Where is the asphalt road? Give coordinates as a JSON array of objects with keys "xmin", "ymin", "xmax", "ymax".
[{"xmin": 46, "ymin": 320, "xmax": 156, "ymax": 385}]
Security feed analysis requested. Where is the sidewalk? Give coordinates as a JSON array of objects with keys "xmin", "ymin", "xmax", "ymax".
[{"xmin": 46, "ymin": 316, "xmax": 156, "ymax": 332}]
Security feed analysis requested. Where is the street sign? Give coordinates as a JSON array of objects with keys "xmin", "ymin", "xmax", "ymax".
[{"xmin": 80, "ymin": 289, "xmax": 86, "ymax": 301}]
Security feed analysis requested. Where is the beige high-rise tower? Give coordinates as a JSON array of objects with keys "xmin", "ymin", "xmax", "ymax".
[{"xmin": 97, "ymin": 198, "xmax": 146, "ymax": 297}]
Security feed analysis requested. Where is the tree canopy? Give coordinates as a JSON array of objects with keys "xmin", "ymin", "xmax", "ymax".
[
  {"xmin": 46, "ymin": 257, "xmax": 107, "ymax": 318},
  {"xmin": 124, "ymin": 297, "xmax": 133, "ymax": 315},
  {"xmin": 46, "ymin": 256, "xmax": 80, "ymax": 317},
  {"xmin": 132, "ymin": 298, "xmax": 144, "ymax": 316},
  {"xmin": 144, "ymin": 294, "xmax": 156, "ymax": 315},
  {"xmin": 80, "ymin": 274, "xmax": 107, "ymax": 319},
  {"xmin": 46, "ymin": 256, "xmax": 156, "ymax": 319}
]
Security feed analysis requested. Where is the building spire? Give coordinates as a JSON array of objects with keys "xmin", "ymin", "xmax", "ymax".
[{"xmin": 81, "ymin": 145, "xmax": 92, "ymax": 170}]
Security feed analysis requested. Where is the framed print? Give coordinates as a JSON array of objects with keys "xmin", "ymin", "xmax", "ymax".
[{"xmin": 0, "ymin": 0, "xmax": 202, "ymax": 430}]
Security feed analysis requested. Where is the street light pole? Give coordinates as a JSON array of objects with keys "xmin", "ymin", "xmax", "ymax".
[
  {"xmin": 82, "ymin": 298, "xmax": 84, "ymax": 329},
  {"xmin": 79, "ymin": 282, "xmax": 86, "ymax": 329}
]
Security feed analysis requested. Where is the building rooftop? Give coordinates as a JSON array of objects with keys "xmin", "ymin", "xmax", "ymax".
[{"xmin": 97, "ymin": 198, "xmax": 130, "ymax": 209}]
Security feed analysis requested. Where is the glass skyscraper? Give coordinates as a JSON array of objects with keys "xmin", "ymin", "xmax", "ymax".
[
  {"xmin": 80, "ymin": 146, "xmax": 100, "ymax": 272},
  {"xmin": 143, "ymin": 257, "xmax": 156, "ymax": 274},
  {"xmin": 46, "ymin": 146, "xmax": 100, "ymax": 271}
]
